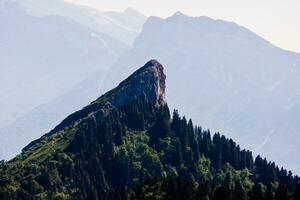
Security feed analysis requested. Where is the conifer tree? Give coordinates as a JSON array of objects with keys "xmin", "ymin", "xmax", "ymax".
[
  {"xmin": 250, "ymin": 183, "xmax": 264, "ymax": 200},
  {"xmin": 293, "ymin": 183, "xmax": 300, "ymax": 200},
  {"xmin": 275, "ymin": 184, "xmax": 288, "ymax": 200},
  {"xmin": 265, "ymin": 183, "xmax": 274, "ymax": 200},
  {"xmin": 235, "ymin": 182, "xmax": 248, "ymax": 200}
]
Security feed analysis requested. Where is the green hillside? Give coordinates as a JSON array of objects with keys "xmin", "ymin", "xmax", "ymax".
[{"xmin": 0, "ymin": 60, "xmax": 299, "ymax": 200}]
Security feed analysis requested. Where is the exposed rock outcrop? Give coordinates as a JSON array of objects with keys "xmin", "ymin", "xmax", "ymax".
[
  {"xmin": 44, "ymin": 59, "xmax": 166, "ymax": 136},
  {"xmin": 109, "ymin": 59, "xmax": 166, "ymax": 107}
]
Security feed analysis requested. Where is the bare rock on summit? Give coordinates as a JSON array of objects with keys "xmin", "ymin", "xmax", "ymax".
[
  {"xmin": 46, "ymin": 60, "xmax": 167, "ymax": 136},
  {"xmin": 109, "ymin": 59, "xmax": 166, "ymax": 107}
]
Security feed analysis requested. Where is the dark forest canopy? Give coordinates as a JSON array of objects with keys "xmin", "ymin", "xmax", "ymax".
[
  {"xmin": 107, "ymin": 177, "xmax": 300, "ymax": 200},
  {"xmin": 0, "ymin": 60, "xmax": 299, "ymax": 199}
]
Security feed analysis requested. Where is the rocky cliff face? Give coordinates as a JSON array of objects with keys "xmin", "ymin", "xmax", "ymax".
[
  {"xmin": 2, "ymin": 60, "xmax": 171, "ymax": 198},
  {"xmin": 2, "ymin": 59, "xmax": 298, "ymax": 200},
  {"xmin": 108, "ymin": 59, "xmax": 166, "ymax": 107},
  {"xmin": 103, "ymin": 12, "xmax": 300, "ymax": 174},
  {"xmin": 26, "ymin": 60, "xmax": 166, "ymax": 140}
]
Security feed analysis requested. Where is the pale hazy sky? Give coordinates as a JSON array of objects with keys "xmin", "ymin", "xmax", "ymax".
[{"xmin": 66, "ymin": 0, "xmax": 300, "ymax": 53}]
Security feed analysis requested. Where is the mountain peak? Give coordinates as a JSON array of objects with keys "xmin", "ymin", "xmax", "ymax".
[
  {"xmin": 124, "ymin": 7, "xmax": 139, "ymax": 14},
  {"xmin": 142, "ymin": 59, "xmax": 163, "ymax": 70},
  {"xmin": 173, "ymin": 11, "xmax": 186, "ymax": 16},
  {"xmin": 40, "ymin": 60, "xmax": 166, "ymax": 136},
  {"xmin": 123, "ymin": 7, "xmax": 146, "ymax": 19},
  {"xmin": 112, "ymin": 59, "xmax": 166, "ymax": 107}
]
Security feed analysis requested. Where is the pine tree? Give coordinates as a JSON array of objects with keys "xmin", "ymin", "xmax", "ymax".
[
  {"xmin": 149, "ymin": 105, "xmax": 171, "ymax": 145},
  {"xmin": 213, "ymin": 185, "xmax": 232, "ymax": 200},
  {"xmin": 264, "ymin": 183, "xmax": 274, "ymax": 200},
  {"xmin": 250, "ymin": 183, "xmax": 264, "ymax": 200},
  {"xmin": 196, "ymin": 182, "xmax": 212, "ymax": 200},
  {"xmin": 173, "ymin": 139, "xmax": 184, "ymax": 166},
  {"xmin": 275, "ymin": 184, "xmax": 288, "ymax": 200},
  {"xmin": 235, "ymin": 182, "xmax": 248, "ymax": 200},
  {"xmin": 293, "ymin": 183, "xmax": 300, "ymax": 200},
  {"xmin": 171, "ymin": 110, "xmax": 181, "ymax": 137}
]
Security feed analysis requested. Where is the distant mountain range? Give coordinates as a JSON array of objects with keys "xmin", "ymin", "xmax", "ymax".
[
  {"xmin": 0, "ymin": 60, "xmax": 298, "ymax": 199},
  {"xmin": 0, "ymin": 72, "xmax": 105, "ymax": 160},
  {"xmin": 1, "ymin": 6, "xmax": 300, "ymax": 175},
  {"xmin": 16, "ymin": 0, "xmax": 147, "ymax": 45},
  {"xmin": 104, "ymin": 12, "xmax": 300, "ymax": 174},
  {"xmin": 0, "ymin": 0, "xmax": 131, "ymax": 127},
  {"xmin": 0, "ymin": 0, "xmax": 146, "ymax": 158}
]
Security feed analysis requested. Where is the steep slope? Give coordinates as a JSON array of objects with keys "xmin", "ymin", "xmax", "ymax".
[
  {"xmin": 0, "ymin": 60, "xmax": 168, "ymax": 198},
  {"xmin": 16, "ymin": 0, "xmax": 147, "ymax": 45},
  {"xmin": 0, "ymin": 60, "xmax": 298, "ymax": 199},
  {"xmin": 104, "ymin": 13, "xmax": 300, "ymax": 174},
  {"xmin": 0, "ymin": 1, "xmax": 128, "ymax": 139}
]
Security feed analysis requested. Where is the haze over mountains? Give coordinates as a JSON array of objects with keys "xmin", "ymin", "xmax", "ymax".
[
  {"xmin": 1, "ymin": 60, "xmax": 298, "ymax": 199},
  {"xmin": 16, "ymin": 0, "xmax": 147, "ymax": 45},
  {"xmin": 104, "ymin": 12, "xmax": 300, "ymax": 173},
  {"xmin": 0, "ymin": 0, "xmax": 129, "ymax": 127},
  {"xmin": 1, "ymin": 3, "xmax": 300, "ymax": 175},
  {"xmin": 0, "ymin": 73, "xmax": 106, "ymax": 160},
  {"xmin": 0, "ymin": 0, "xmax": 146, "ymax": 158}
]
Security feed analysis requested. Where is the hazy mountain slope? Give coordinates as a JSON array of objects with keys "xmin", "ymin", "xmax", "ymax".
[
  {"xmin": 104, "ymin": 13, "xmax": 300, "ymax": 173},
  {"xmin": 0, "ymin": 60, "xmax": 297, "ymax": 199},
  {"xmin": 0, "ymin": 71, "xmax": 105, "ymax": 160},
  {"xmin": 0, "ymin": 1, "xmax": 128, "ymax": 128},
  {"xmin": 16, "ymin": 0, "xmax": 147, "ymax": 45}
]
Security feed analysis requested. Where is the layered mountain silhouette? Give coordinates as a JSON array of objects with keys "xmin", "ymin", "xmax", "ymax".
[
  {"xmin": 104, "ymin": 12, "xmax": 300, "ymax": 174},
  {"xmin": 0, "ymin": 73, "xmax": 106, "ymax": 160},
  {"xmin": 0, "ymin": 0, "xmax": 129, "ymax": 128},
  {"xmin": 15, "ymin": 0, "xmax": 147, "ymax": 45},
  {"xmin": 0, "ymin": 60, "xmax": 299, "ymax": 199},
  {"xmin": 1, "ymin": 10, "xmax": 300, "ymax": 175},
  {"xmin": 0, "ymin": 0, "xmax": 147, "ymax": 159}
]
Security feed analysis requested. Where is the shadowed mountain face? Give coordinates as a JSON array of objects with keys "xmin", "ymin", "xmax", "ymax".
[
  {"xmin": 0, "ymin": 60, "xmax": 298, "ymax": 199},
  {"xmin": 0, "ymin": 0, "xmax": 142, "ymax": 159},
  {"xmin": 0, "ymin": 0, "xmax": 128, "ymax": 128},
  {"xmin": 43, "ymin": 59, "xmax": 166, "ymax": 137},
  {"xmin": 1, "ymin": 7, "xmax": 299, "ymax": 175},
  {"xmin": 104, "ymin": 13, "xmax": 300, "ymax": 174},
  {"xmin": 0, "ymin": 61, "xmax": 170, "ymax": 198}
]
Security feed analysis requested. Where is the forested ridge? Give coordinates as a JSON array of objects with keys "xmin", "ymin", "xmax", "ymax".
[
  {"xmin": 0, "ymin": 60, "xmax": 299, "ymax": 199},
  {"xmin": 107, "ymin": 177, "xmax": 300, "ymax": 200}
]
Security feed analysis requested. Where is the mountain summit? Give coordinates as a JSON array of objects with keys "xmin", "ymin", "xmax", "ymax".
[
  {"xmin": 108, "ymin": 59, "xmax": 166, "ymax": 107},
  {"xmin": 0, "ymin": 60, "xmax": 298, "ymax": 199},
  {"xmin": 24, "ymin": 59, "xmax": 167, "ymax": 151},
  {"xmin": 104, "ymin": 12, "xmax": 300, "ymax": 174},
  {"xmin": 0, "ymin": 0, "xmax": 147, "ymax": 161}
]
